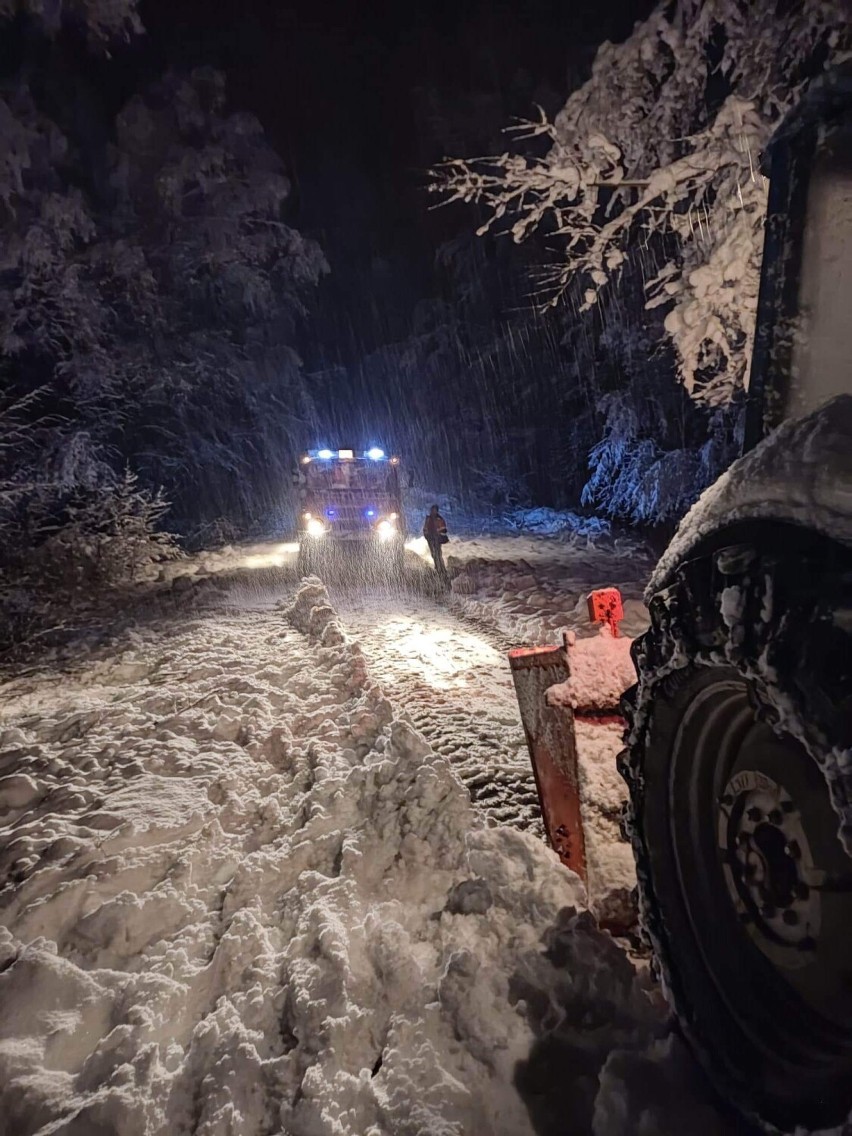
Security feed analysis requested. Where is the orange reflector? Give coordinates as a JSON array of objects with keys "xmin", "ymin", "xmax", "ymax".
[{"xmin": 587, "ymin": 587, "xmax": 624, "ymax": 637}]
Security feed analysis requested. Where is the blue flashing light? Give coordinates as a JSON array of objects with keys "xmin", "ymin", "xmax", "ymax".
[
  {"xmin": 366, "ymin": 447, "xmax": 385, "ymax": 461},
  {"xmin": 326, "ymin": 508, "xmax": 336, "ymax": 518},
  {"xmin": 366, "ymin": 508, "xmax": 376, "ymax": 518},
  {"xmin": 317, "ymin": 448, "xmax": 333, "ymax": 460}
]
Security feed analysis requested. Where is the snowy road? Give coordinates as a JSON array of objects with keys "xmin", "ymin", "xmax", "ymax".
[
  {"xmin": 331, "ymin": 587, "xmax": 543, "ymax": 834},
  {"xmin": 197, "ymin": 534, "xmax": 649, "ymax": 916},
  {"xmin": 196, "ymin": 544, "xmax": 544, "ymax": 834}
]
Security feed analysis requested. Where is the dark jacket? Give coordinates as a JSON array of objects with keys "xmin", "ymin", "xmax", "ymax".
[{"xmin": 423, "ymin": 512, "xmax": 447, "ymax": 542}]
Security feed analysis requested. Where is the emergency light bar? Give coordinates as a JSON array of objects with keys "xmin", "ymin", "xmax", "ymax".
[{"xmin": 303, "ymin": 446, "xmax": 398, "ymax": 462}]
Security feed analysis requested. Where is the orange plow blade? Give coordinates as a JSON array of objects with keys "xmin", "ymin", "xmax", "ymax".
[{"xmin": 508, "ymin": 645, "xmax": 586, "ymax": 882}]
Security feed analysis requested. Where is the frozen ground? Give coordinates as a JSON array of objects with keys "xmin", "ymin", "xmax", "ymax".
[{"xmin": 0, "ymin": 565, "xmax": 737, "ymax": 1136}]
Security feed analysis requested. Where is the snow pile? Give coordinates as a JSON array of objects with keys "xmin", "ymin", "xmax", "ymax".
[
  {"xmin": 283, "ymin": 574, "xmax": 348, "ymax": 646},
  {"xmin": 0, "ymin": 578, "xmax": 728, "ymax": 1135},
  {"xmin": 542, "ymin": 630, "xmax": 638, "ymax": 928},
  {"xmin": 435, "ymin": 537, "xmax": 651, "ymax": 646},
  {"xmin": 573, "ymin": 716, "xmax": 636, "ymax": 929},
  {"xmin": 487, "ymin": 507, "xmax": 611, "ymax": 540},
  {"xmin": 546, "ymin": 628, "xmax": 636, "ymax": 714}
]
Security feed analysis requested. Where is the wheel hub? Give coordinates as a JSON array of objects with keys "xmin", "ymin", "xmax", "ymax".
[{"xmin": 718, "ymin": 770, "xmax": 821, "ymax": 966}]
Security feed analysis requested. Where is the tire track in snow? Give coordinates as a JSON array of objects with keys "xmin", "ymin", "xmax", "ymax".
[{"xmin": 329, "ymin": 585, "xmax": 544, "ymax": 835}]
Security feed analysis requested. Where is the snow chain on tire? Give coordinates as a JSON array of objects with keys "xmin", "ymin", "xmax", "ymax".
[{"xmin": 618, "ymin": 529, "xmax": 852, "ymax": 1131}]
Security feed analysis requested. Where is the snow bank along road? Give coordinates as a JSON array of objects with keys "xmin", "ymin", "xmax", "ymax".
[{"xmin": 0, "ymin": 543, "xmax": 736, "ymax": 1135}]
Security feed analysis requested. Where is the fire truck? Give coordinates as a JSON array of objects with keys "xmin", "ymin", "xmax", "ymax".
[{"xmin": 295, "ymin": 447, "xmax": 406, "ymax": 574}]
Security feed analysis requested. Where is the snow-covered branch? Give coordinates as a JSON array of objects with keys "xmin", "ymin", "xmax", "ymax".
[{"xmin": 430, "ymin": 0, "xmax": 850, "ymax": 405}]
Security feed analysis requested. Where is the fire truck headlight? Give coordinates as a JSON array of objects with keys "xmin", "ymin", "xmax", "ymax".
[
  {"xmin": 377, "ymin": 519, "xmax": 395, "ymax": 541},
  {"xmin": 305, "ymin": 518, "xmax": 326, "ymax": 538}
]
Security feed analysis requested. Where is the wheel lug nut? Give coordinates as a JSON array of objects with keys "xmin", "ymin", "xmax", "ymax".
[
  {"xmin": 785, "ymin": 840, "xmax": 801, "ymax": 860},
  {"xmin": 747, "ymin": 806, "xmax": 763, "ymax": 822},
  {"xmin": 781, "ymin": 799, "xmax": 795, "ymax": 814},
  {"xmin": 782, "ymin": 909, "xmax": 798, "ymax": 926},
  {"xmin": 768, "ymin": 809, "xmax": 783, "ymax": 825}
]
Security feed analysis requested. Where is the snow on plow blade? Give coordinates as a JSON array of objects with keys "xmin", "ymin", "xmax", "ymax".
[{"xmin": 508, "ymin": 645, "xmax": 587, "ymax": 883}]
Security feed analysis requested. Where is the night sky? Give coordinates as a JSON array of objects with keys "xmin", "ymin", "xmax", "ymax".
[{"xmin": 139, "ymin": 0, "xmax": 657, "ymax": 363}]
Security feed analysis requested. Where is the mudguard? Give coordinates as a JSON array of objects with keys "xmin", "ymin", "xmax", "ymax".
[{"xmin": 649, "ymin": 395, "xmax": 852, "ymax": 598}]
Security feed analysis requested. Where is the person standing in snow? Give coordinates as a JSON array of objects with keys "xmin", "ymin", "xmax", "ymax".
[{"xmin": 423, "ymin": 505, "xmax": 449, "ymax": 581}]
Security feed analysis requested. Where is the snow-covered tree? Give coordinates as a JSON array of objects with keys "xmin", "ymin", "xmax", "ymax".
[
  {"xmin": 0, "ymin": 0, "xmax": 141, "ymax": 43},
  {"xmin": 0, "ymin": 10, "xmax": 327, "ymax": 642},
  {"xmin": 431, "ymin": 1, "xmax": 850, "ymax": 405},
  {"xmin": 0, "ymin": 60, "xmax": 327, "ymax": 532},
  {"xmin": 103, "ymin": 68, "xmax": 328, "ymax": 522}
]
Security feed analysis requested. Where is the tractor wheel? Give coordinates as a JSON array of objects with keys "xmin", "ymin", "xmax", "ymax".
[{"xmin": 620, "ymin": 529, "xmax": 852, "ymax": 1130}]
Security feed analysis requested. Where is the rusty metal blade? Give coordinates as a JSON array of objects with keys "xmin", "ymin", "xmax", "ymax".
[{"xmin": 508, "ymin": 645, "xmax": 587, "ymax": 882}]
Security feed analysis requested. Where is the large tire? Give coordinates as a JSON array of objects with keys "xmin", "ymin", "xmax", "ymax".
[{"xmin": 621, "ymin": 527, "xmax": 852, "ymax": 1130}]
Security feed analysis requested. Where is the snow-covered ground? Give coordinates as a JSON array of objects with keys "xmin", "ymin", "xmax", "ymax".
[
  {"xmin": 159, "ymin": 530, "xmax": 649, "ymax": 920},
  {"xmin": 0, "ymin": 565, "xmax": 734, "ymax": 1136},
  {"xmin": 0, "ymin": 529, "xmax": 742, "ymax": 1135},
  {"xmin": 330, "ymin": 587, "xmax": 544, "ymax": 834},
  {"xmin": 191, "ymin": 529, "xmax": 650, "ymax": 921},
  {"xmin": 406, "ymin": 532, "xmax": 653, "ymax": 645}
]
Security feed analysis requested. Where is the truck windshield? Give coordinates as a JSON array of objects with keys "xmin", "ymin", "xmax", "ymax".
[{"xmin": 306, "ymin": 461, "xmax": 398, "ymax": 494}]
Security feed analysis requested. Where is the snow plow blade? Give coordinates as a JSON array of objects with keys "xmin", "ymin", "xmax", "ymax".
[{"xmin": 508, "ymin": 645, "xmax": 586, "ymax": 882}]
